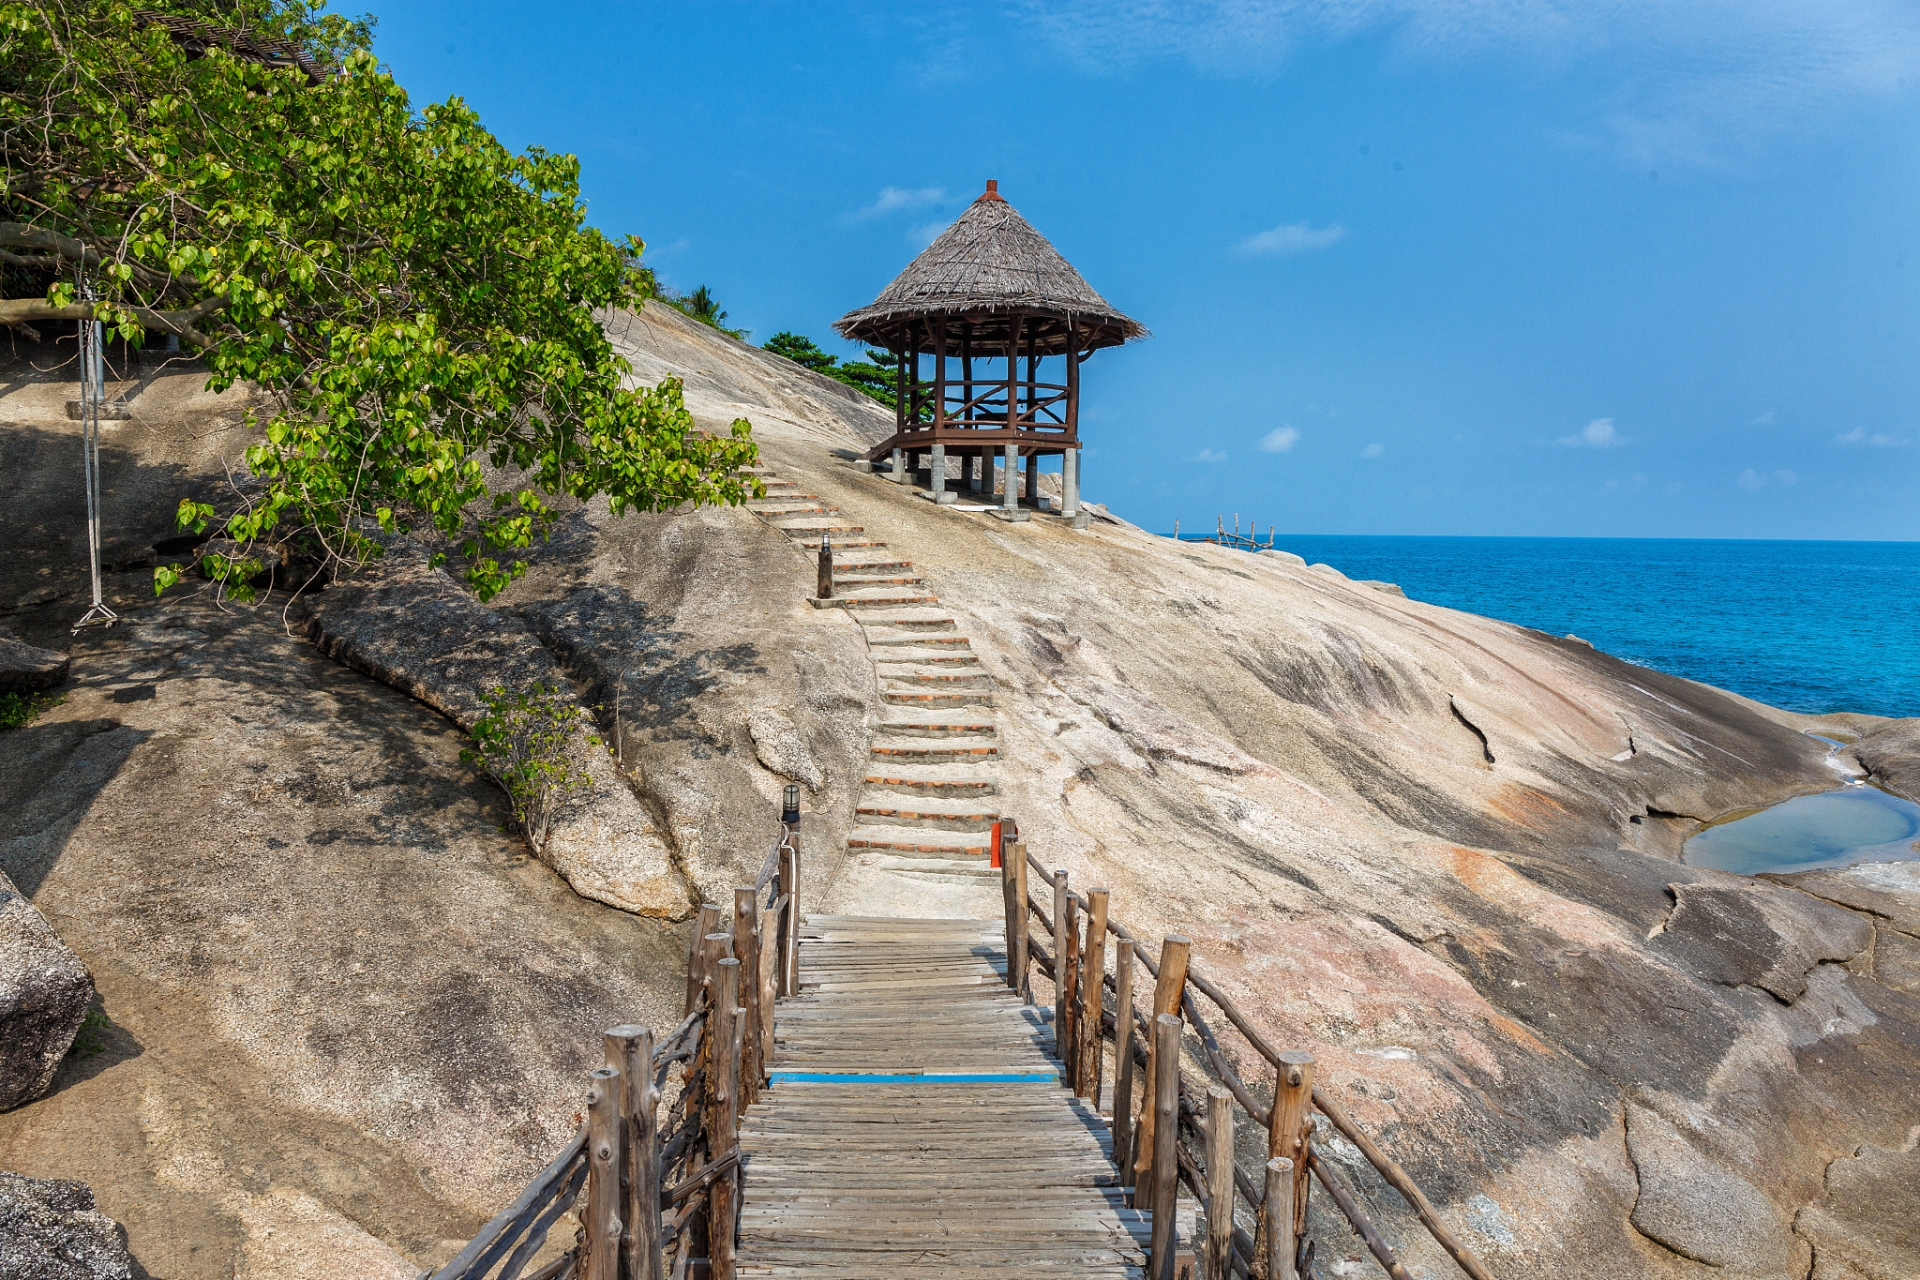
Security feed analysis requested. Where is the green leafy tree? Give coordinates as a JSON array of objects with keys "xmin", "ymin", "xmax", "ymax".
[
  {"xmin": 460, "ymin": 683, "xmax": 597, "ymax": 851},
  {"xmin": 763, "ymin": 330, "xmax": 908, "ymax": 412},
  {"xmin": 665, "ymin": 283, "xmax": 746, "ymax": 339},
  {"xmin": 2, "ymin": 0, "xmax": 762, "ymax": 601}
]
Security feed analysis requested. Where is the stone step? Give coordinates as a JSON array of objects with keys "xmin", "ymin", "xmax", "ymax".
[
  {"xmin": 835, "ymin": 574, "xmax": 926, "ymax": 588},
  {"xmin": 753, "ymin": 504, "xmax": 836, "ymax": 515},
  {"xmin": 869, "ymin": 716, "xmax": 997, "ymax": 739},
  {"xmin": 831, "ymin": 559, "xmax": 913, "ymax": 573},
  {"xmin": 876, "ymin": 665, "xmax": 992, "ymax": 688},
  {"xmin": 855, "ymin": 800, "xmax": 1000, "ymax": 832},
  {"xmin": 862, "ymin": 769, "xmax": 999, "ymax": 798},
  {"xmin": 869, "ymin": 857, "xmax": 1000, "ymax": 883},
  {"xmin": 873, "ymin": 651, "xmax": 985, "ymax": 669},
  {"xmin": 842, "ymin": 593, "xmax": 943, "ymax": 609},
  {"xmin": 772, "ymin": 520, "xmax": 865, "ymax": 534},
  {"xmin": 791, "ymin": 539, "xmax": 887, "ymax": 551},
  {"xmin": 882, "ymin": 688, "xmax": 993, "ymax": 708},
  {"xmin": 846, "ymin": 823, "xmax": 990, "ymax": 858},
  {"xmin": 850, "ymin": 609, "xmax": 957, "ymax": 629},
  {"xmin": 869, "ymin": 736, "xmax": 999, "ymax": 762},
  {"xmin": 864, "ymin": 632, "xmax": 971, "ymax": 648}
]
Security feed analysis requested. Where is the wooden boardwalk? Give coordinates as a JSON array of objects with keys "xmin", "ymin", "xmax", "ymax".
[{"xmin": 736, "ymin": 915, "xmax": 1151, "ymax": 1279}]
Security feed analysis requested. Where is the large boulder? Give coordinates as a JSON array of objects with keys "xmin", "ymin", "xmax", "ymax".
[
  {"xmin": 0, "ymin": 627, "xmax": 68, "ymax": 695},
  {"xmin": 1849, "ymin": 717, "xmax": 1920, "ymax": 802},
  {"xmin": 0, "ymin": 1172, "xmax": 131, "ymax": 1280},
  {"xmin": 0, "ymin": 870, "xmax": 92, "ymax": 1111}
]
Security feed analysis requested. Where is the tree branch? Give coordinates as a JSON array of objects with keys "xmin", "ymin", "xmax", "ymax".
[
  {"xmin": 0, "ymin": 221, "xmax": 183, "ymax": 290},
  {"xmin": 0, "ymin": 293, "xmax": 228, "ymax": 348}
]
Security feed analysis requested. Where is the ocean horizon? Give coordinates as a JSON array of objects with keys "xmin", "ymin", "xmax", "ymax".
[{"xmin": 1187, "ymin": 534, "xmax": 1920, "ymax": 721}]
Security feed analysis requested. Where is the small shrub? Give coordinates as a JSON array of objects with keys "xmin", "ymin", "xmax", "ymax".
[
  {"xmin": 0, "ymin": 690, "xmax": 63, "ymax": 731},
  {"xmin": 66, "ymin": 1005, "xmax": 111, "ymax": 1060},
  {"xmin": 461, "ymin": 683, "xmax": 598, "ymax": 850}
]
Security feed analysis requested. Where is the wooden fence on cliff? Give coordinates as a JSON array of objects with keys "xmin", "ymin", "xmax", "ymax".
[{"xmin": 424, "ymin": 816, "xmax": 1494, "ymax": 1280}]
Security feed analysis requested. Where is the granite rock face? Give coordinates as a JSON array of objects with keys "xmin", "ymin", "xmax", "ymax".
[
  {"xmin": 1849, "ymin": 717, "xmax": 1920, "ymax": 802},
  {"xmin": 0, "ymin": 626, "xmax": 69, "ymax": 694},
  {"xmin": 0, "ymin": 1172, "xmax": 132, "ymax": 1280},
  {"xmin": 301, "ymin": 545, "xmax": 690, "ymax": 918},
  {"xmin": 0, "ymin": 868, "xmax": 93, "ymax": 1110}
]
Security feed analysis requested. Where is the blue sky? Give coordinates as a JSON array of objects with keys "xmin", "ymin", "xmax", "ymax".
[{"xmin": 372, "ymin": 1, "xmax": 1920, "ymax": 540}]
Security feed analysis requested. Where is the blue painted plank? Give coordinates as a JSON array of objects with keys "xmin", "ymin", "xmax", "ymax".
[{"xmin": 766, "ymin": 1070, "xmax": 1060, "ymax": 1084}]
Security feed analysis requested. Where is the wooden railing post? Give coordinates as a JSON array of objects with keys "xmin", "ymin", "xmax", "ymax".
[
  {"xmin": 608, "ymin": 1025, "xmax": 663, "ymax": 1280},
  {"xmin": 1079, "ymin": 888, "xmax": 1109, "ymax": 1104},
  {"xmin": 1011, "ymin": 844, "xmax": 1030, "ymax": 1004},
  {"xmin": 1063, "ymin": 882, "xmax": 1080, "ymax": 1087},
  {"xmin": 733, "ymin": 888, "xmax": 763, "ymax": 1104},
  {"xmin": 1205, "ymin": 1086, "xmax": 1235, "ymax": 1280},
  {"xmin": 584, "ymin": 1065, "xmax": 623, "ymax": 1280},
  {"xmin": 685, "ymin": 903, "xmax": 723, "ymax": 1014},
  {"xmin": 1260, "ymin": 1051, "xmax": 1314, "ymax": 1280},
  {"xmin": 1148, "ymin": 1013, "xmax": 1182, "ymax": 1280},
  {"xmin": 1113, "ymin": 940, "xmax": 1137, "ymax": 1190},
  {"xmin": 709, "ymin": 958, "xmax": 742, "ymax": 1280},
  {"xmin": 1000, "ymin": 833, "xmax": 1018, "ymax": 989},
  {"xmin": 1263, "ymin": 1159, "xmax": 1296, "ymax": 1280},
  {"xmin": 781, "ymin": 837, "xmax": 801, "ymax": 997},
  {"xmin": 1133, "ymin": 935, "xmax": 1192, "ymax": 1208},
  {"xmin": 1051, "ymin": 870, "xmax": 1070, "ymax": 1072}
]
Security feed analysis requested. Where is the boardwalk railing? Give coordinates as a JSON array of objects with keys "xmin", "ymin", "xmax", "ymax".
[
  {"xmin": 1002, "ymin": 839, "xmax": 1495, "ymax": 1280},
  {"xmin": 429, "ymin": 802, "xmax": 802, "ymax": 1280}
]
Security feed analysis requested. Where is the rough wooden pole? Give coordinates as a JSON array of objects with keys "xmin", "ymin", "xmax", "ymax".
[
  {"xmin": 609, "ymin": 1025, "xmax": 663, "ymax": 1280},
  {"xmin": 685, "ymin": 904, "xmax": 723, "ymax": 1014},
  {"xmin": 781, "ymin": 837, "xmax": 801, "ymax": 996},
  {"xmin": 1134, "ymin": 936, "xmax": 1192, "ymax": 1203},
  {"xmin": 709, "ymin": 960, "xmax": 741, "ymax": 1280},
  {"xmin": 1113, "ymin": 941, "xmax": 1137, "ymax": 1190},
  {"xmin": 733, "ymin": 889, "xmax": 762, "ymax": 1103},
  {"xmin": 1206, "ymin": 1086, "xmax": 1235, "ymax": 1280},
  {"xmin": 1051, "ymin": 870, "xmax": 1070, "ymax": 1069},
  {"xmin": 1260, "ymin": 1051, "xmax": 1315, "ymax": 1279},
  {"xmin": 1000, "ymin": 833, "xmax": 1018, "ymax": 988},
  {"xmin": 1012, "ymin": 843, "xmax": 1030, "ymax": 1004},
  {"xmin": 1264, "ymin": 1158, "xmax": 1297, "ymax": 1280},
  {"xmin": 1079, "ymin": 888, "xmax": 1110, "ymax": 1103},
  {"xmin": 1148, "ymin": 1013, "xmax": 1182, "ymax": 1280},
  {"xmin": 585, "ymin": 1065, "xmax": 623, "ymax": 1280},
  {"xmin": 1062, "ymin": 885, "xmax": 1080, "ymax": 1087}
]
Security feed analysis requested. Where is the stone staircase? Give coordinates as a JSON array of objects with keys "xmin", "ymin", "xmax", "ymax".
[{"xmin": 743, "ymin": 472, "xmax": 1005, "ymax": 898}]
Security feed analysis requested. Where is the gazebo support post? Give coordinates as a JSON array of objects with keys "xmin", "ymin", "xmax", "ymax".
[
  {"xmin": 1062, "ymin": 448, "xmax": 1082, "ymax": 521},
  {"xmin": 993, "ymin": 442, "xmax": 1026, "ymax": 522},
  {"xmin": 929, "ymin": 442, "xmax": 951, "ymax": 503},
  {"xmin": 891, "ymin": 446, "xmax": 904, "ymax": 485},
  {"xmin": 1025, "ymin": 453, "xmax": 1039, "ymax": 508}
]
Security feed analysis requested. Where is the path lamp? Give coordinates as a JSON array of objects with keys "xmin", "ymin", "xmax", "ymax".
[{"xmin": 781, "ymin": 784, "xmax": 801, "ymax": 829}]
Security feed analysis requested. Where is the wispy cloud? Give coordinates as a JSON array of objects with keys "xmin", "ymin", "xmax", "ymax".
[
  {"xmin": 1836, "ymin": 427, "xmax": 1912, "ymax": 447},
  {"xmin": 852, "ymin": 186, "xmax": 949, "ymax": 221},
  {"xmin": 1021, "ymin": 1, "xmax": 1920, "ymax": 168},
  {"xmin": 1738, "ymin": 467, "xmax": 1798, "ymax": 490},
  {"xmin": 1559, "ymin": 417, "xmax": 1627, "ymax": 448},
  {"xmin": 1260, "ymin": 426, "xmax": 1300, "ymax": 452},
  {"xmin": 1191, "ymin": 448, "xmax": 1229, "ymax": 462},
  {"xmin": 907, "ymin": 219, "xmax": 954, "ymax": 249},
  {"xmin": 1751, "ymin": 411, "xmax": 1775, "ymax": 425},
  {"xmin": 1360, "ymin": 443, "xmax": 1385, "ymax": 458},
  {"xmin": 1235, "ymin": 222, "xmax": 1347, "ymax": 257}
]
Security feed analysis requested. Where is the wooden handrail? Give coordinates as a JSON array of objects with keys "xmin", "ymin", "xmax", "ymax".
[{"xmin": 1012, "ymin": 838, "xmax": 1493, "ymax": 1280}]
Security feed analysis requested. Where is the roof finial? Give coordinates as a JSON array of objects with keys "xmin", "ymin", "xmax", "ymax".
[{"xmin": 979, "ymin": 179, "xmax": 1005, "ymax": 203}]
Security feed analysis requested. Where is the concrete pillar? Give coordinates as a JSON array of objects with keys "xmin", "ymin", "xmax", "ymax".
[
  {"xmin": 1063, "ymin": 448, "xmax": 1080, "ymax": 517},
  {"xmin": 891, "ymin": 447, "xmax": 904, "ymax": 484},
  {"xmin": 1002, "ymin": 444, "xmax": 1019, "ymax": 512},
  {"xmin": 929, "ymin": 443, "xmax": 954, "ymax": 503},
  {"xmin": 963, "ymin": 454, "xmax": 977, "ymax": 492},
  {"xmin": 1025, "ymin": 454, "xmax": 1039, "ymax": 507}
]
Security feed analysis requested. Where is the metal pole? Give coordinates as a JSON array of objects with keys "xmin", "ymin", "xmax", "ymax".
[{"xmin": 72, "ymin": 276, "xmax": 119, "ymax": 634}]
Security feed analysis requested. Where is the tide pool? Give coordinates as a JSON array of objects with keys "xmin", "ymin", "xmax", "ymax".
[{"xmin": 1684, "ymin": 784, "xmax": 1920, "ymax": 874}]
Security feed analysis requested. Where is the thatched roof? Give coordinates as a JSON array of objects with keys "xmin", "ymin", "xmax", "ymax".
[
  {"xmin": 834, "ymin": 182, "xmax": 1145, "ymax": 356},
  {"xmin": 133, "ymin": 10, "xmax": 333, "ymax": 84}
]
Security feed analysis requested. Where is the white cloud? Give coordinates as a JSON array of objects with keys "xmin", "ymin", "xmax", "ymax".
[
  {"xmin": 1559, "ymin": 417, "xmax": 1627, "ymax": 448},
  {"xmin": 1022, "ymin": 1, "xmax": 1920, "ymax": 167},
  {"xmin": 1751, "ymin": 411, "xmax": 1775, "ymax": 425},
  {"xmin": 1260, "ymin": 426, "xmax": 1301, "ymax": 452},
  {"xmin": 1738, "ymin": 467, "xmax": 1765, "ymax": 490},
  {"xmin": 1191, "ymin": 448, "xmax": 1229, "ymax": 462},
  {"xmin": 1836, "ymin": 427, "xmax": 1912, "ymax": 447},
  {"xmin": 852, "ymin": 186, "xmax": 949, "ymax": 220},
  {"xmin": 1235, "ymin": 222, "xmax": 1347, "ymax": 257},
  {"xmin": 907, "ymin": 219, "xmax": 954, "ymax": 249},
  {"xmin": 1361, "ymin": 443, "xmax": 1385, "ymax": 458}
]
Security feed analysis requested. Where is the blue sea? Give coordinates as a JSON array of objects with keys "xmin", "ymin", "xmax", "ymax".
[{"xmin": 1243, "ymin": 537, "xmax": 1920, "ymax": 720}]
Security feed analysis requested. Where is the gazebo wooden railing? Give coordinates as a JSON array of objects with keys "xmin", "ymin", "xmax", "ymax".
[
  {"xmin": 427, "ymin": 821, "xmax": 802, "ymax": 1280},
  {"xmin": 999, "ymin": 841, "xmax": 1495, "ymax": 1280}
]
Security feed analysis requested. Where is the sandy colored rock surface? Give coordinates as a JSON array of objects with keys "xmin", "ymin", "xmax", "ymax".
[{"xmin": 2, "ymin": 304, "xmax": 1918, "ymax": 1278}]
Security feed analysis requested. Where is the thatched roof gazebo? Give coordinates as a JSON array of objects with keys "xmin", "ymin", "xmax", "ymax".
[{"xmin": 835, "ymin": 181, "xmax": 1144, "ymax": 522}]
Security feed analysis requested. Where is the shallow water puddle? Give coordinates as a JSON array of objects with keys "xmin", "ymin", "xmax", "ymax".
[{"xmin": 1685, "ymin": 784, "xmax": 1920, "ymax": 875}]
